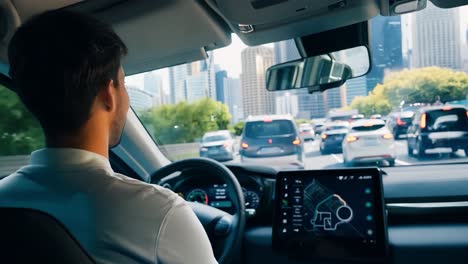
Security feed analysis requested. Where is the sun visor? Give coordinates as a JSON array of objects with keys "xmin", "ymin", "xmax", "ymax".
[
  {"xmin": 89, "ymin": 0, "xmax": 231, "ymax": 74},
  {"xmin": 213, "ymin": 0, "xmax": 378, "ymax": 46}
]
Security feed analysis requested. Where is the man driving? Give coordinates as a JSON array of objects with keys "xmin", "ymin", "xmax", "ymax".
[{"xmin": 0, "ymin": 10, "xmax": 217, "ymax": 264}]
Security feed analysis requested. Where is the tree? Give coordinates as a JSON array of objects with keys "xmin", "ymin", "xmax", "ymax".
[
  {"xmin": 0, "ymin": 85, "xmax": 44, "ymax": 155},
  {"xmin": 349, "ymin": 84, "xmax": 392, "ymax": 116},
  {"xmin": 140, "ymin": 98, "xmax": 232, "ymax": 144},
  {"xmin": 233, "ymin": 121, "xmax": 245, "ymax": 136},
  {"xmin": 381, "ymin": 67, "xmax": 468, "ymax": 106},
  {"xmin": 349, "ymin": 67, "xmax": 468, "ymax": 115}
]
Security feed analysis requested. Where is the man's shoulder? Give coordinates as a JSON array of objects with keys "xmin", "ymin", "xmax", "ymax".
[{"xmin": 105, "ymin": 172, "xmax": 182, "ymax": 206}]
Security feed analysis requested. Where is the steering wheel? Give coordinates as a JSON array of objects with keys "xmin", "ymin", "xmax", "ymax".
[{"xmin": 151, "ymin": 158, "xmax": 246, "ymax": 264}]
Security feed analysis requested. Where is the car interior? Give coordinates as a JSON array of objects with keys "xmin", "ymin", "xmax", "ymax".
[{"xmin": 1, "ymin": 0, "xmax": 468, "ymax": 263}]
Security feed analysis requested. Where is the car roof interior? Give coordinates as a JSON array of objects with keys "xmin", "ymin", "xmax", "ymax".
[{"xmin": 0, "ymin": 0, "xmax": 465, "ymax": 78}]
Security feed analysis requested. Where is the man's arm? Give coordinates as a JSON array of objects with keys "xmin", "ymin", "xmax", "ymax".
[{"xmin": 156, "ymin": 198, "xmax": 218, "ymax": 264}]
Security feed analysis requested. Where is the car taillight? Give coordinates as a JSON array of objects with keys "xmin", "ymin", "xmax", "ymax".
[
  {"xmin": 466, "ymin": 111, "xmax": 468, "ymax": 119},
  {"xmin": 346, "ymin": 136, "xmax": 358, "ymax": 143},
  {"xmin": 241, "ymin": 142, "xmax": 249, "ymax": 149},
  {"xmin": 396, "ymin": 118, "xmax": 406, "ymax": 125},
  {"xmin": 420, "ymin": 113, "xmax": 426, "ymax": 129},
  {"xmin": 292, "ymin": 138, "xmax": 301, "ymax": 145},
  {"xmin": 382, "ymin": 134, "xmax": 393, "ymax": 139},
  {"xmin": 321, "ymin": 134, "xmax": 327, "ymax": 140}
]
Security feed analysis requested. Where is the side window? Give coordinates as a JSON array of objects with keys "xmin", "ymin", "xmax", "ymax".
[{"xmin": 0, "ymin": 85, "xmax": 44, "ymax": 177}]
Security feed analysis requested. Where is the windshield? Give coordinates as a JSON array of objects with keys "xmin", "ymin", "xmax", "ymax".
[
  {"xmin": 128, "ymin": 4, "xmax": 468, "ymax": 168},
  {"xmin": 245, "ymin": 120, "xmax": 295, "ymax": 138},
  {"xmin": 203, "ymin": 135, "xmax": 229, "ymax": 142}
]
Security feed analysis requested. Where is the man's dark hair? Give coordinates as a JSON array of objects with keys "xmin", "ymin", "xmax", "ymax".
[{"xmin": 8, "ymin": 10, "xmax": 128, "ymax": 134}]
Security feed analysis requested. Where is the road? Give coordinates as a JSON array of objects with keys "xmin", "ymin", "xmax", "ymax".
[
  {"xmin": 230, "ymin": 137, "xmax": 468, "ymax": 169},
  {"xmin": 302, "ymin": 137, "xmax": 468, "ymax": 170}
]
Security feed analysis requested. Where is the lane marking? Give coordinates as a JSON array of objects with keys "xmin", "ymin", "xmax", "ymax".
[
  {"xmin": 394, "ymin": 141, "xmax": 405, "ymax": 147},
  {"xmin": 331, "ymin": 154, "xmax": 343, "ymax": 163},
  {"xmin": 395, "ymin": 159, "xmax": 411, "ymax": 165}
]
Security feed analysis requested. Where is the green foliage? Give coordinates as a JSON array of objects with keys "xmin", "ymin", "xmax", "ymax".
[
  {"xmin": 0, "ymin": 85, "xmax": 44, "ymax": 155},
  {"xmin": 382, "ymin": 67, "xmax": 468, "ymax": 106},
  {"xmin": 350, "ymin": 85, "xmax": 392, "ymax": 116},
  {"xmin": 233, "ymin": 121, "xmax": 245, "ymax": 136},
  {"xmin": 140, "ymin": 98, "xmax": 232, "ymax": 144},
  {"xmin": 349, "ymin": 67, "xmax": 468, "ymax": 116},
  {"xmin": 295, "ymin": 119, "xmax": 310, "ymax": 125}
]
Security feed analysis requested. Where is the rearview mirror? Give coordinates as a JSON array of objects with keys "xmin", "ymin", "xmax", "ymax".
[{"xmin": 266, "ymin": 46, "xmax": 370, "ymax": 94}]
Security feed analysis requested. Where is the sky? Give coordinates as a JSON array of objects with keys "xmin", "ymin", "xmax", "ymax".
[
  {"xmin": 126, "ymin": 5, "xmax": 468, "ymax": 91},
  {"xmin": 126, "ymin": 34, "xmax": 264, "ymax": 90}
]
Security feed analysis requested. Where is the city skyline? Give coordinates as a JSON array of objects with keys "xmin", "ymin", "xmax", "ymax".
[
  {"xmin": 125, "ymin": 5, "xmax": 468, "ymax": 119},
  {"xmin": 240, "ymin": 46, "xmax": 276, "ymax": 118}
]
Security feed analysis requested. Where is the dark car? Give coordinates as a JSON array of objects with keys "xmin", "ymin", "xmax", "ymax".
[
  {"xmin": 239, "ymin": 115, "xmax": 303, "ymax": 168},
  {"xmin": 407, "ymin": 106, "xmax": 468, "ymax": 158},
  {"xmin": 319, "ymin": 122, "xmax": 349, "ymax": 154},
  {"xmin": 387, "ymin": 111, "xmax": 414, "ymax": 139},
  {"xmin": 313, "ymin": 122, "xmax": 325, "ymax": 136}
]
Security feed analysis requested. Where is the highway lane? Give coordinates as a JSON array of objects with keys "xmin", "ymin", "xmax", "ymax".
[{"xmin": 303, "ymin": 138, "xmax": 468, "ymax": 170}]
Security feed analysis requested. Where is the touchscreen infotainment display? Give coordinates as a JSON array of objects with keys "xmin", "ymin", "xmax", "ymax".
[{"xmin": 273, "ymin": 168, "xmax": 388, "ymax": 262}]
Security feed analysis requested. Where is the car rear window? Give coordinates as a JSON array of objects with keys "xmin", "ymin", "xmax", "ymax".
[
  {"xmin": 245, "ymin": 120, "xmax": 295, "ymax": 138},
  {"xmin": 325, "ymin": 125, "xmax": 348, "ymax": 131},
  {"xmin": 426, "ymin": 108, "xmax": 468, "ymax": 131},
  {"xmin": 203, "ymin": 135, "xmax": 229, "ymax": 142},
  {"xmin": 351, "ymin": 124, "xmax": 385, "ymax": 131},
  {"xmin": 399, "ymin": 117, "xmax": 413, "ymax": 123}
]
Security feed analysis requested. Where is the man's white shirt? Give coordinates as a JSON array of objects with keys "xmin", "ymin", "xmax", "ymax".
[{"xmin": 0, "ymin": 148, "xmax": 217, "ymax": 264}]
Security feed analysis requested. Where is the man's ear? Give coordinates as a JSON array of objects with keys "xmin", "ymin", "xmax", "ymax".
[{"xmin": 97, "ymin": 79, "xmax": 117, "ymax": 112}]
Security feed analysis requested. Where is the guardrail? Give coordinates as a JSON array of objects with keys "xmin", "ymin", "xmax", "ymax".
[
  {"xmin": 0, "ymin": 155, "xmax": 30, "ymax": 177},
  {"xmin": 0, "ymin": 143, "xmax": 204, "ymax": 176}
]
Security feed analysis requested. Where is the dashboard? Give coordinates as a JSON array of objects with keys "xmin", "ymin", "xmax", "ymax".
[
  {"xmin": 161, "ymin": 164, "xmax": 273, "ymax": 219},
  {"xmin": 177, "ymin": 183, "xmax": 261, "ymax": 215},
  {"xmin": 158, "ymin": 162, "xmax": 468, "ymax": 264}
]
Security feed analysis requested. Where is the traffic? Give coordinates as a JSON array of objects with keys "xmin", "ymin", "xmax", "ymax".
[{"xmin": 200, "ymin": 106, "xmax": 468, "ymax": 170}]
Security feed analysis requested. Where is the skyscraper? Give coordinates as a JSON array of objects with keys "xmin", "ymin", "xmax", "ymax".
[
  {"xmin": 410, "ymin": 2, "xmax": 462, "ymax": 70},
  {"xmin": 168, "ymin": 63, "xmax": 190, "ymax": 104},
  {"xmin": 464, "ymin": 28, "xmax": 468, "ymax": 72},
  {"xmin": 200, "ymin": 51, "xmax": 217, "ymax": 100},
  {"xmin": 274, "ymin": 40, "xmax": 300, "ymax": 64},
  {"xmin": 323, "ymin": 86, "xmax": 346, "ymax": 112},
  {"xmin": 367, "ymin": 16, "xmax": 403, "ymax": 92},
  {"xmin": 345, "ymin": 76, "xmax": 367, "ymax": 106},
  {"xmin": 127, "ymin": 86, "xmax": 154, "ymax": 111},
  {"xmin": 168, "ymin": 52, "xmax": 217, "ymax": 104},
  {"xmin": 241, "ymin": 46, "xmax": 275, "ymax": 117},
  {"xmin": 275, "ymin": 91, "xmax": 299, "ymax": 116},
  {"xmin": 215, "ymin": 70, "xmax": 228, "ymax": 103},
  {"xmin": 308, "ymin": 93, "xmax": 326, "ymax": 118},
  {"xmin": 143, "ymin": 72, "xmax": 165, "ymax": 106},
  {"xmin": 223, "ymin": 77, "xmax": 243, "ymax": 124}
]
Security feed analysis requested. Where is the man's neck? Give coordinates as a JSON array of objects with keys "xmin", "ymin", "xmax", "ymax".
[{"xmin": 45, "ymin": 129, "xmax": 109, "ymax": 158}]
